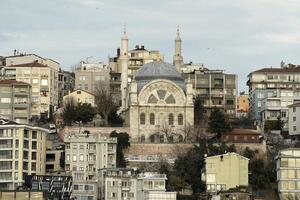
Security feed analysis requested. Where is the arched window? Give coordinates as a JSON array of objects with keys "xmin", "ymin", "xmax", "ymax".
[
  {"xmin": 169, "ymin": 135, "xmax": 174, "ymax": 143},
  {"xmin": 168, "ymin": 114, "xmax": 174, "ymax": 125},
  {"xmin": 178, "ymin": 114, "xmax": 183, "ymax": 125},
  {"xmin": 140, "ymin": 135, "xmax": 145, "ymax": 143},
  {"xmin": 160, "ymin": 135, "xmax": 164, "ymax": 143},
  {"xmin": 178, "ymin": 135, "xmax": 183, "ymax": 143},
  {"xmin": 140, "ymin": 113, "xmax": 145, "ymax": 125},
  {"xmin": 150, "ymin": 135, "xmax": 155, "ymax": 143},
  {"xmin": 150, "ymin": 113, "xmax": 155, "ymax": 125}
]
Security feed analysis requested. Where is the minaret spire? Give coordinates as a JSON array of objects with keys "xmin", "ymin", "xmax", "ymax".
[
  {"xmin": 173, "ymin": 26, "xmax": 184, "ymax": 72},
  {"xmin": 120, "ymin": 25, "xmax": 129, "ymax": 112}
]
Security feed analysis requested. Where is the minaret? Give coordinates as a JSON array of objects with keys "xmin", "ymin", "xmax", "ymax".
[
  {"xmin": 173, "ymin": 26, "xmax": 184, "ymax": 72},
  {"xmin": 120, "ymin": 25, "xmax": 129, "ymax": 111}
]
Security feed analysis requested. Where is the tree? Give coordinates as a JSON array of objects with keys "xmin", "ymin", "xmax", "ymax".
[
  {"xmin": 169, "ymin": 175, "xmax": 189, "ymax": 192},
  {"xmin": 95, "ymin": 85, "xmax": 118, "ymax": 126},
  {"xmin": 181, "ymin": 123, "xmax": 195, "ymax": 143},
  {"xmin": 264, "ymin": 116, "xmax": 284, "ymax": 133},
  {"xmin": 110, "ymin": 131, "xmax": 130, "ymax": 167},
  {"xmin": 194, "ymin": 95, "xmax": 205, "ymax": 125},
  {"xmin": 208, "ymin": 108, "xmax": 231, "ymax": 138},
  {"xmin": 242, "ymin": 147, "xmax": 256, "ymax": 160},
  {"xmin": 74, "ymin": 103, "xmax": 95, "ymax": 124},
  {"xmin": 62, "ymin": 98, "xmax": 77, "ymax": 126},
  {"xmin": 161, "ymin": 123, "xmax": 177, "ymax": 143}
]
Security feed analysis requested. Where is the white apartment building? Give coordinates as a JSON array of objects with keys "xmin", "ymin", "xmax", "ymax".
[
  {"xmin": 288, "ymin": 103, "xmax": 300, "ymax": 137},
  {"xmin": 247, "ymin": 64, "xmax": 300, "ymax": 126},
  {"xmin": 261, "ymin": 89, "xmax": 300, "ymax": 131},
  {"xmin": 276, "ymin": 148, "xmax": 300, "ymax": 200},
  {"xmin": 64, "ymin": 132, "xmax": 117, "ymax": 200},
  {"xmin": 75, "ymin": 61, "xmax": 110, "ymax": 94},
  {"xmin": 1, "ymin": 54, "xmax": 60, "ymax": 119},
  {"xmin": 0, "ymin": 118, "xmax": 49, "ymax": 190},
  {"xmin": 98, "ymin": 168, "xmax": 174, "ymax": 200}
]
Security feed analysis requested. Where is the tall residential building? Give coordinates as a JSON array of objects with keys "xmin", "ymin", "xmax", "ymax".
[
  {"xmin": 98, "ymin": 168, "xmax": 175, "ymax": 200},
  {"xmin": 75, "ymin": 61, "xmax": 110, "ymax": 94},
  {"xmin": 202, "ymin": 152, "xmax": 249, "ymax": 193},
  {"xmin": 0, "ymin": 53, "xmax": 61, "ymax": 119},
  {"xmin": 64, "ymin": 132, "xmax": 117, "ymax": 200},
  {"xmin": 182, "ymin": 64, "xmax": 237, "ymax": 119},
  {"xmin": 0, "ymin": 119, "xmax": 49, "ymax": 190},
  {"xmin": 275, "ymin": 148, "xmax": 300, "ymax": 200},
  {"xmin": 288, "ymin": 103, "xmax": 300, "ymax": 137},
  {"xmin": 0, "ymin": 80, "xmax": 32, "ymax": 123},
  {"xmin": 247, "ymin": 64, "xmax": 300, "ymax": 126}
]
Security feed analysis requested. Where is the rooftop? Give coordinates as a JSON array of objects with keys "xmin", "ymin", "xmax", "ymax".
[
  {"xmin": 8, "ymin": 61, "xmax": 48, "ymax": 68},
  {"xmin": 223, "ymin": 129, "xmax": 261, "ymax": 136},
  {"xmin": 0, "ymin": 79, "xmax": 31, "ymax": 86},
  {"xmin": 250, "ymin": 66, "xmax": 300, "ymax": 75}
]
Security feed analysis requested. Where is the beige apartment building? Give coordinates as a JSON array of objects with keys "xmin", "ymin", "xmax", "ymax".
[
  {"xmin": 99, "ymin": 168, "xmax": 174, "ymax": 200},
  {"xmin": 63, "ymin": 89, "xmax": 95, "ymax": 107},
  {"xmin": 75, "ymin": 61, "xmax": 110, "ymax": 94},
  {"xmin": 64, "ymin": 132, "xmax": 117, "ymax": 200},
  {"xmin": 202, "ymin": 152, "xmax": 249, "ymax": 193},
  {"xmin": 0, "ymin": 118, "xmax": 49, "ymax": 190},
  {"xmin": 182, "ymin": 64, "xmax": 237, "ymax": 119},
  {"xmin": 1, "ymin": 54, "xmax": 60, "ymax": 119},
  {"xmin": 276, "ymin": 148, "xmax": 300, "ymax": 200},
  {"xmin": 0, "ymin": 80, "xmax": 32, "ymax": 124}
]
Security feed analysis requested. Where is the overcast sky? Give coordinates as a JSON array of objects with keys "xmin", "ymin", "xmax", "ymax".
[{"xmin": 1, "ymin": 0, "xmax": 300, "ymax": 92}]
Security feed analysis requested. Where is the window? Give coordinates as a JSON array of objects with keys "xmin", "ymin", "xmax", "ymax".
[
  {"xmin": 294, "ymin": 117, "xmax": 297, "ymax": 122},
  {"xmin": 95, "ymin": 75, "xmax": 104, "ymax": 81},
  {"xmin": 66, "ymin": 154, "xmax": 70, "ymax": 161},
  {"xmin": 32, "ymin": 131, "xmax": 37, "ymax": 139},
  {"xmin": 0, "ymin": 98, "xmax": 11, "ymax": 103},
  {"xmin": 41, "ymin": 79, "xmax": 48, "ymax": 86},
  {"xmin": 80, "ymin": 154, "xmax": 84, "ymax": 161},
  {"xmin": 80, "ymin": 76, "xmax": 86, "ymax": 81},
  {"xmin": 150, "ymin": 113, "xmax": 155, "ymax": 125},
  {"xmin": 178, "ymin": 114, "xmax": 183, "ymax": 125},
  {"xmin": 294, "ymin": 126, "xmax": 297, "ymax": 131},
  {"xmin": 32, "ymin": 141, "xmax": 37, "ymax": 149},
  {"xmin": 73, "ymin": 154, "xmax": 77, "ymax": 161},
  {"xmin": 32, "ymin": 152, "xmax": 36, "ymax": 160},
  {"xmin": 168, "ymin": 114, "xmax": 174, "ymax": 125},
  {"xmin": 32, "ymin": 79, "xmax": 39, "ymax": 84},
  {"xmin": 140, "ymin": 135, "xmax": 145, "ymax": 143},
  {"xmin": 140, "ymin": 113, "xmax": 145, "ymax": 125},
  {"xmin": 293, "ymin": 107, "xmax": 296, "ymax": 112}
]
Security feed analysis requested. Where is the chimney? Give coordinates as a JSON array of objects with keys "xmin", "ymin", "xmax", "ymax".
[
  {"xmin": 135, "ymin": 45, "xmax": 139, "ymax": 49},
  {"xmin": 14, "ymin": 49, "xmax": 16, "ymax": 56},
  {"xmin": 141, "ymin": 45, "xmax": 145, "ymax": 50},
  {"xmin": 117, "ymin": 48, "xmax": 120, "ymax": 57}
]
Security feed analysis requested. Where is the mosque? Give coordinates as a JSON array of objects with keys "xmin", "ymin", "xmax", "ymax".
[{"xmin": 118, "ymin": 28, "xmax": 195, "ymax": 143}]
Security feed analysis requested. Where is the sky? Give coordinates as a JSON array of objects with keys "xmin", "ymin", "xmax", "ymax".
[{"xmin": 1, "ymin": 0, "xmax": 300, "ymax": 92}]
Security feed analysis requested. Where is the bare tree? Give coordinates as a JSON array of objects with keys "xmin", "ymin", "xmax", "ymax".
[
  {"xmin": 160, "ymin": 123, "xmax": 181, "ymax": 143},
  {"xmin": 181, "ymin": 123, "xmax": 195, "ymax": 143},
  {"xmin": 94, "ymin": 83, "xmax": 116, "ymax": 126}
]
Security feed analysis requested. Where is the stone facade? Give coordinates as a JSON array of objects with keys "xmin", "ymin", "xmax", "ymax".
[{"xmin": 128, "ymin": 62, "xmax": 194, "ymax": 143}]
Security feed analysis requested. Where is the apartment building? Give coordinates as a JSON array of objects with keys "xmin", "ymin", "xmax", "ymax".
[
  {"xmin": 1, "ymin": 53, "xmax": 60, "ymax": 119},
  {"xmin": 237, "ymin": 93, "xmax": 249, "ymax": 117},
  {"xmin": 182, "ymin": 64, "xmax": 237, "ymax": 118},
  {"xmin": 75, "ymin": 61, "xmax": 110, "ymax": 94},
  {"xmin": 64, "ymin": 132, "xmax": 117, "ymax": 200},
  {"xmin": 260, "ymin": 89, "xmax": 300, "ymax": 131},
  {"xmin": 0, "ymin": 118, "xmax": 49, "ymax": 190},
  {"xmin": 0, "ymin": 80, "xmax": 32, "ymax": 124},
  {"xmin": 288, "ymin": 103, "xmax": 300, "ymax": 137},
  {"xmin": 276, "ymin": 148, "xmax": 300, "ymax": 200},
  {"xmin": 202, "ymin": 152, "xmax": 249, "ymax": 193},
  {"xmin": 98, "ymin": 168, "xmax": 174, "ymax": 200},
  {"xmin": 247, "ymin": 64, "xmax": 300, "ymax": 126},
  {"xmin": 63, "ymin": 89, "xmax": 95, "ymax": 107}
]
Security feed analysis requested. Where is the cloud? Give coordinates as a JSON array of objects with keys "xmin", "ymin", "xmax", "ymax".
[{"xmin": 1, "ymin": 0, "xmax": 300, "ymax": 92}]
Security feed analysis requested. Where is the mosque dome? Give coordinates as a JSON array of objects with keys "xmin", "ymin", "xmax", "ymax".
[{"xmin": 135, "ymin": 61, "xmax": 186, "ymax": 92}]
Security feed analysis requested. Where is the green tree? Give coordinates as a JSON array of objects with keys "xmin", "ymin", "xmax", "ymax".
[
  {"xmin": 168, "ymin": 175, "xmax": 189, "ymax": 192},
  {"xmin": 208, "ymin": 108, "xmax": 232, "ymax": 138},
  {"xmin": 74, "ymin": 103, "xmax": 95, "ymax": 124},
  {"xmin": 110, "ymin": 131, "xmax": 130, "ymax": 167},
  {"xmin": 194, "ymin": 95, "xmax": 205, "ymax": 125},
  {"xmin": 242, "ymin": 147, "xmax": 256, "ymax": 160},
  {"xmin": 264, "ymin": 116, "xmax": 284, "ymax": 133},
  {"xmin": 62, "ymin": 98, "xmax": 77, "ymax": 126}
]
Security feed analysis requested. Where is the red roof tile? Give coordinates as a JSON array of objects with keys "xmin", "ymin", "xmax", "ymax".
[
  {"xmin": 0, "ymin": 80, "xmax": 31, "ymax": 86},
  {"xmin": 8, "ymin": 62, "xmax": 48, "ymax": 68}
]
